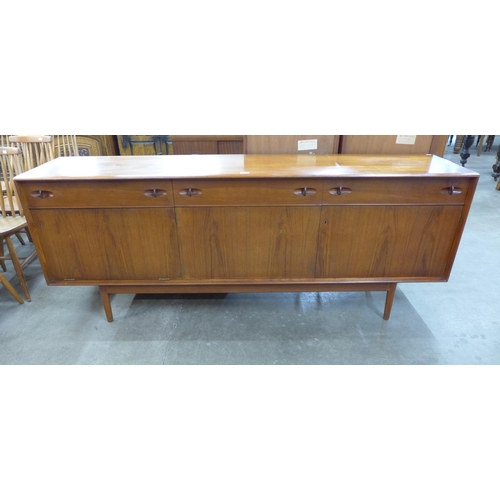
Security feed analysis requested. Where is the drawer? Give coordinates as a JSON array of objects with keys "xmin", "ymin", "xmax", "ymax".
[
  {"xmin": 322, "ymin": 177, "xmax": 472, "ymax": 205},
  {"xmin": 18, "ymin": 180, "xmax": 175, "ymax": 208},
  {"xmin": 172, "ymin": 179, "xmax": 324, "ymax": 206}
]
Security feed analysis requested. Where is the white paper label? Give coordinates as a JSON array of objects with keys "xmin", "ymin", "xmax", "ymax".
[
  {"xmin": 298, "ymin": 139, "xmax": 318, "ymax": 151},
  {"xmin": 396, "ymin": 135, "xmax": 417, "ymax": 145}
]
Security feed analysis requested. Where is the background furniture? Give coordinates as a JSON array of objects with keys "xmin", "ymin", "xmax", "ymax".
[
  {"xmin": 453, "ymin": 135, "xmax": 495, "ymax": 155},
  {"xmin": 9, "ymin": 135, "xmax": 54, "ymax": 170},
  {"xmin": 15, "ymin": 154, "xmax": 478, "ymax": 322},
  {"xmin": 492, "ymin": 144, "xmax": 500, "ymax": 188},
  {"xmin": 73, "ymin": 135, "xmax": 118, "ymax": 156},
  {"xmin": 246, "ymin": 136, "xmax": 339, "ymax": 154},
  {"xmin": 114, "ymin": 136, "xmax": 447, "ymax": 156},
  {"xmin": 170, "ymin": 136, "xmax": 244, "ymax": 154},
  {"xmin": 53, "ymin": 135, "xmax": 79, "ymax": 157},
  {"xmin": 0, "ymin": 147, "xmax": 37, "ymax": 301},
  {"xmin": 117, "ymin": 135, "xmax": 169, "ymax": 155},
  {"xmin": 339, "ymin": 135, "xmax": 447, "ymax": 156},
  {"xmin": 0, "ymin": 268, "xmax": 24, "ymax": 303}
]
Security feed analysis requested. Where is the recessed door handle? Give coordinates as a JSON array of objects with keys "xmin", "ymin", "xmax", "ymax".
[
  {"xmin": 329, "ymin": 187, "xmax": 352, "ymax": 195},
  {"xmin": 179, "ymin": 188, "xmax": 202, "ymax": 197},
  {"xmin": 440, "ymin": 186, "xmax": 462, "ymax": 195},
  {"xmin": 293, "ymin": 187, "xmax": 317, "ymax": 196},
  {"xmin": 144, "ymin": 188, "xmax": 167, "ymax": 198},
  {"xmin": 30, "ymin": 190, "xmax": 54, "ymax": 199}
]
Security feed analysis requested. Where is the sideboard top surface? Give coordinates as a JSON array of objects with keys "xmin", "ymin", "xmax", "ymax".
[{"xmin": 14, "ymin": 154, "xmax": 479, "ymax": 181}]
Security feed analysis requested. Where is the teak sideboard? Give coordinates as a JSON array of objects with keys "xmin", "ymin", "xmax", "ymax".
[{"xmin": 14, "ymin": 154, "xmax": 479, "ymax": 322}]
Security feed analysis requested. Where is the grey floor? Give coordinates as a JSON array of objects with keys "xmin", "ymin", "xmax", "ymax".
[{"xmin": 1, "ymin": 139, "xmax": 499, "ymax": 364}]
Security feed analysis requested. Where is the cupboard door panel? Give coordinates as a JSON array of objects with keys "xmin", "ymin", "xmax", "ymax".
[
  {"xmin": 176, "ymin": 207, "xmax": 321, "ymax": 279},
  {"xmin": 317, "ymin": 205, "xmax": 463, "ymax": 279},
  {"xmin": 30, "ymin": 208, "xmax": 180, "ymax": 281}
]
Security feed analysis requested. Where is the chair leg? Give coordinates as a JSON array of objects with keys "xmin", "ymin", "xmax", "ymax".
[
  {"xmin": 0, "ymin": 238, "xmax": 7, "ymax": 272},
  {"xmin": 15, "ymin": 232, "xmax": 26, "ymax": 245},
  {"xmin": 4, "ymin": 235, "xmax": 31, "ymax": 301},
  {"xmin": 0, "ymin": 272, "xmax": 24, "ymax": 304}
]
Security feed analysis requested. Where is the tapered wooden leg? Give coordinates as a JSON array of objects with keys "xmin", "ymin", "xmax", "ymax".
[
  {"xmin": 99, "ymin": 286, "xmax": 114, "ymax": 322},
  {"xmin": 383, "ymin": 283, "xmax": 397, "ymax": 320},
  {"xmin": 0, "ymin": 272, "xmax": 24, "ymax": 304},
  {"xmin": 4, "ymin": 235, "xmax": 30, "ymax": 301}
]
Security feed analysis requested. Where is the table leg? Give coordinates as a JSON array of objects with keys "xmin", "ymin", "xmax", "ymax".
[
  {"xmin": 460, "ymin": 135, "xmax": 475, "ymax": 166},
  {"xmin": 99, "ymin": 286, "xmax": 114, "ymax": 322},
  {"xmin": 492, "ymin": 144, "xmax": 500, "ymax": 186}
]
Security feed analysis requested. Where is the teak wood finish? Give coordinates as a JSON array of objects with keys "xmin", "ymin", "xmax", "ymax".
[{"xmin": 13, "ymin": 154, "xmax": 479, "ymax": 322}]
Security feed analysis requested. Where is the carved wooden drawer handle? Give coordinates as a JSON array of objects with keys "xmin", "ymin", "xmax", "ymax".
[
  {"xmin": 440, "ymin": 186, "xmax": 462, "ymax": 195},
  {"xmin": 179, "ymin": 188, "xmax": 202, "ymax": 197},
  {"xmin": 144, "ymin": 188, "xmax": 167, "ymax": 198},
  {"xmin": 329, "ymin": 187, "xmax": 352, "ymax": 196},
  {"xmin": 293, "ymin": 187, "xmax": 317, "ymax": 196},
  {"xmin": 30, "ymin": 190, "xmax": 54, "ymax": 199}
]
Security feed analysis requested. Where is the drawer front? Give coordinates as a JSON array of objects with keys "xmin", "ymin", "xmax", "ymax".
[
  {"xmin": 322, "ymin": 177, "xmax": 471, "ymax": 205},
  {"xmin": 18, "ymin": 180, "xmax": 175, "ymax": 208},
  {"xmin": 172, "ymin": 179, "xmax": 324, "ymax": 206}
]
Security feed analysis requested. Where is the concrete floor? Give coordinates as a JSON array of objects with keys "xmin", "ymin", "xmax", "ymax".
[{"xmin": 1, "ymin": 139, "xmax": 499, "ymax": 364}]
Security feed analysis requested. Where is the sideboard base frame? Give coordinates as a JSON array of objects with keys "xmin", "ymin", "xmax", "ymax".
[{"xmin": 98, "ymin": 282, "xmax": 398, "ymax": 323}]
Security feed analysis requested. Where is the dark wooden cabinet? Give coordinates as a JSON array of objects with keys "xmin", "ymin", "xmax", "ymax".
[
  {"xmin": 117, "ymin": 135, "xmax": 169, "ymax": 155},
  {"xmin": 74, "ymin": 135, "xmax": 117, "ymax": 156}
]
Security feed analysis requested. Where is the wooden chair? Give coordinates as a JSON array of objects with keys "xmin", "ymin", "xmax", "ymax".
[
  {"xmin": 8, "ymin": 135, "xmax": 54, "ymax": 170},
  {"xmin": 0, "ymin": 147, "xmax": 37, "ymax": 301},
  {"xmin": 53, "ymin": 135, "xmax": 79, "ymax": 157}
]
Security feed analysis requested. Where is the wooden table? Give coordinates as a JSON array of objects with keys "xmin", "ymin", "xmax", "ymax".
[{"xmin": 14, "ymin": 154, "xmax": 479, "ymax": 322}]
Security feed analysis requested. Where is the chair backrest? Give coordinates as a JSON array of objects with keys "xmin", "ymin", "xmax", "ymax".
[
  {"xmin": 0, "ymin": 146, "xmax": 24, "ymax": 217},
  {"xmin": 53, "ymin": 135, "xmax": 79, "ymax": 157},
  {"xmin": 8, "ymin": 135, "xmax": 54, "ymax": 171},
  {"xmin": 1, "ymin": 135, "xmax": 10, "ymax": 146}
]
